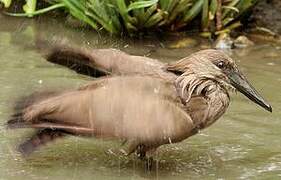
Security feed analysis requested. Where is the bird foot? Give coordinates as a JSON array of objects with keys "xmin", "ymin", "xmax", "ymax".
[{"xmin": 144, "ymin": 156, "xmax": 154, "ymax": 171}]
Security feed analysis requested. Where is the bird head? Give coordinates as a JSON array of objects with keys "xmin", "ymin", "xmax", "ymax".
[{"xmin": 166, "ymin": 49, "xmax": 272, "ymax": 112}]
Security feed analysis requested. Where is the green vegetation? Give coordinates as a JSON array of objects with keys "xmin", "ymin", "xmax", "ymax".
[{"xmin": 1, "ymin": 0, "xmax": 259, "ymax": 35}]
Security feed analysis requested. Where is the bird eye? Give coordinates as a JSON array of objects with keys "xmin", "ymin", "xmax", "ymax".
[{"xmin": 217, "ymin": 61, "xmax": 225, "ymax": 69}]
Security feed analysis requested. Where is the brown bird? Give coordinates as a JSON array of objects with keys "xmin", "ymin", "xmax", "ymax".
[
  {"xmin": 8, "ymin": 49, "xmax": 271, "ymax": 161},
  {"xmin": 46, "ymin": 47, "xmax": 271, "ymax": 113}
]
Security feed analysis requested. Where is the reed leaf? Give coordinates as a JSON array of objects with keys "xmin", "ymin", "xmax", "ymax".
[
  {"xmin": 62, "ymin": 0, "xmax": 99, "ymax": 30},
  {"xmin": 167, "ymin": 0, "xmax": 192, "ymax": 24},
  {"xmin": 201, "ymin": 0, "xmax": 209, "ymax": 30},
  {"xmin": 222, "ymin": 0, "xmax": 240, "ymax": 19},
  {"xmin": 139, "ymin": 4, "xmax": 157, "ymax": 26},
  {"xmin": 144, "ymin": 9, "xmax": 164, "ymax": 28},
  {"xmin": 127, "ymin": 0, "xmax": 158, "ymax": 12},
  {"xmin": 235, "ymin": 0, "xmax": 258, "ymax": 15},
  {"xmin": 116, "ymin": 0, "xmax": 137, "ymax": 31},
  {"xmin": 209, "ymin": 0, "xmax": 217, "ymax": 20},
  {"xmin": 182, "ymin": 0, "xmax": 204, "ymax": 23},
  {"xmin": 23, "ymin": 0, "xmax": 37, "ymax": 17},
  {"xmin": 0, "ymin": 0, "xmax": 12, "ymax": 8}
]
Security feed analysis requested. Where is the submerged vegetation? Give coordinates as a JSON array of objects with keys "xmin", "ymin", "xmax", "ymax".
[{"xmin": 1, "ymin": 0, "xmax": 258, "ymax": 35}]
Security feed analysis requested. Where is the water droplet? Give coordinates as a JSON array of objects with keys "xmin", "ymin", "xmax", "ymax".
[
  {"xmin": 168, "ymin": 137, "xmax": 172, "ymax": 144},
  {"xmin": 124, "ymin": 44, "xmax": 129, "ymax": 48},
  {"xmin": 154, "ymin": 88, "xmax": 159, "ymax": 94},
  {"xmin": 267, "ymin": 62, "xmax": 275, "ymax": 66}
]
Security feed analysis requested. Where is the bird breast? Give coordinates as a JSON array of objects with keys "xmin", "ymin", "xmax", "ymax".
[{"xmin": 186, "ymin": 82, "xmax": 230, "ymax": 130}]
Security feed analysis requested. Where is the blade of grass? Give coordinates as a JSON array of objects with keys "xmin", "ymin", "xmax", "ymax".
[
  {"xmin": 159, "ymin": 0, "xmax": 169, "ymax": 11},
  {"xmin": 201, "ymin": 0, "xmax": 209, "ymax": 30},
  {"xmin": 215, "ymin": 21, "xmax": 241, "ymax": 35},
  {"xmin": 116, "ymin": 0, "xmax": 137, "ymax": 32},
  {"xmin": 62, "ymin": 0, "xmax": 99, "ymax": 30},
  {"xmin": 132, "ymin": 3, "xmax": 158, "ymax": 28},
  {"xmin": 141, "ymin": 4, "xmax": 157, "ymax": 25},
  {"xmin": 105, "ymin": 1, "xmax": 121, "ymax": 32},
  {"xmin": 168, "ymin": 0, "xmax": 192, "ymax": 24},
  {"xmin": 23, "ymin": 0, "xmax": 37, "ymax": 17},
  {"xmin": 86, "ymin": 0, "xmax": 120, "ymax": 33},
  {"xmin": 144, "ymin": 9, "xmax": 164, "ymax": 28},
  {"xmin": 222, "ymin": 6, "xmax": 239, "ymax": 13},
  {"xmin": 209, "ymin": 0, "xmax": 217, "ymax": 20},
  {"xmin": 159, "ymin": 0, "xmax": 178, "ymax": 13},
  {"xmin": 222, "ymin": 0, "xmax": 239, "ymax": 19},
  {"xmin": 127, "ymin": 0, "xmax": 158, "ymax": 12},
  {"xmin": 235, "ymin": 0, "xmax": 258, "ymax": 15},
  {"xmin": 182, "ymin": 0, "xmax": 204, "ymax": 22},
  {"xmin": 0, "ymin": 0, "xmax": 12, "ymax": 8}
]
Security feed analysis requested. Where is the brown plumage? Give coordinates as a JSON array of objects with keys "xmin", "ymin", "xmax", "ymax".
[{"xmin": 8, "ymin": 49, "xmax": 271, "ymax": 158}]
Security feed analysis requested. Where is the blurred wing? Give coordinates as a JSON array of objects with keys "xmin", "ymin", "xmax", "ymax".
[
  {"xmin": 45, "ymin": 44, "xmax": 168, "ymax": 78},
  {"xmin": 17, "ymin": 76, "xmax": 195, "ymax": 143}
]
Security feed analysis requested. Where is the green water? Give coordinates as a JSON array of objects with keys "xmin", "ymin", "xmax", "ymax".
[{"xmin": 0, "ymin": 15, "xmax": 281, "ymax": 180}]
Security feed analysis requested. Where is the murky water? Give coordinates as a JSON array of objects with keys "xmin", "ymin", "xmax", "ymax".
[{"xmin": 0, "ymin": 15, "xmax": 281, "ymax": 180}]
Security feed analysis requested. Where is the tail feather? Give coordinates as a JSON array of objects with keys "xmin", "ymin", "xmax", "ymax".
[
  {"xmin": 18, "ymin": 129, "xmax": 65, "ymax": 156},
  {"xmin": 7, "ymin": 91, "xmax": 69, "ymax": 156},
  {"xmin": 6, "ymin": 112, "xmax": 26, "ymax": 129},
  {"xmin": 14, "ymin": 91, "xmax": 60, "ymax": 112},
  {"xmin": 7, "ymin": 91, "xmax": 60, "ymax": 129}
]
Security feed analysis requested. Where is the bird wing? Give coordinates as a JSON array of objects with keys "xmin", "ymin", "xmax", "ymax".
[
  {"xmin": 45, "ymin": 44, "xmax": 173, "ymax": 79},
  {"xmin": 20, "ymin": 76, "xmax": 196, "ymax": 145}
]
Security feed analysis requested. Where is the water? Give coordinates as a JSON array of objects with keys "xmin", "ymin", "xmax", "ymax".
[{"xmin": 0, "ymin": 15, "xmax": 281, "ymax": 179}]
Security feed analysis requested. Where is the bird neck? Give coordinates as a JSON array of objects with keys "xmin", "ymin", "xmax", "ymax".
[
  {"xmin": 202, "ymin": 84, "xmax": 230, "ymax": 128},
  {"xmin": 175, "ymin": 72, "xmax": 230, "ymax": 130},
  {"xmin": 174, "ymin": 71, "xmax": 230, "ymax": 104}
]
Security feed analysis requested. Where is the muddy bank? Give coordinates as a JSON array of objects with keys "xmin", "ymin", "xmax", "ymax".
[{"xmin": 250, "ymin": 0, "xmax": 281, "ymax": 34}]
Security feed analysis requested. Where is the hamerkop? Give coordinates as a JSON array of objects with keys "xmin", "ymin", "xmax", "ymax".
[{"xmin": 7, "ymin": 49, "xmax": 271, "ymax": 160}]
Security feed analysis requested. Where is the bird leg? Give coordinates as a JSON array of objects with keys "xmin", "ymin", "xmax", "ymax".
[
  {"xmin": 145, "ymin": 148, "xmax": 157, "ymax": 171},
  {"xmin": 136, "ymin": 144, "xmax": 146, "ymax": 160},
  {"xmin": 136, "ymin": 145, "xmax": 156, "ymax": 170}
]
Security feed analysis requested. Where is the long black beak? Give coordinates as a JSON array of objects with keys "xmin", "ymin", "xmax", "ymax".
[{"xmin": 228, "ymin": 70, "xmax": 272, "ymax": 112}]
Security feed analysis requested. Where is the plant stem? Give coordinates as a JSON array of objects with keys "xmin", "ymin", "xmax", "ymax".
[
  {"xmin": 216, "ymin": 0, "xmax": 222, "ymax": 31},
  {"xmin": 3, "ymin": 3, "xmax": 65, "ymax": 17}
]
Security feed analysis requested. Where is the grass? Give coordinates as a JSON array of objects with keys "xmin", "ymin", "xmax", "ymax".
[{"xmin": 1, "ymin": 0, "xmax": 259, "ymax": 35}]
